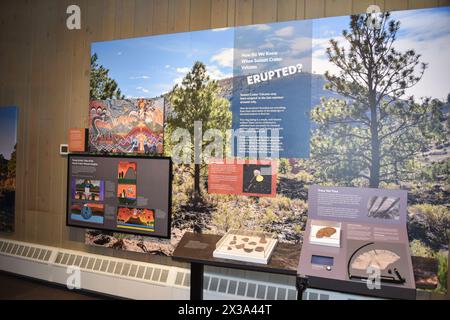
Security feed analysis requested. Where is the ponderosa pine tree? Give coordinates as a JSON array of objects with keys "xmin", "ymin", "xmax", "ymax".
[
  {"xmin": 167, "ymin": 62, "xmax": 231, "ymax": 197},
  {"xmin": 311, "ymin": 12, "xmax": 443, "ymax": 187},
  {"xmin": 90, "ymin": 53, "xmax": 124, "ymax": 100}
]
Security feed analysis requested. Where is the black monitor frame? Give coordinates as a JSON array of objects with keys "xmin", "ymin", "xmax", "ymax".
[{"xmin": 66, "ymin": 153, "xmax": 173, "ymax": 239}]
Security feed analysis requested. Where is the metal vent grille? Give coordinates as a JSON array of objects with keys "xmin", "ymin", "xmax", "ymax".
[
  {"xmin": 203, "ymin": 275, "xmax": 296, "ymax": 300},
  {"xmin": 1, "ymin": 238, "xmax": 297, "ymax": 300},
  {"xmin": 0, "ymin": 240, "xmax": 53, "ymax": 263},
  {"xmin": 52, "ymin": 250, "xmax": 173, "ymax": 285},
  {"xmin": 0, "ymin": 239, "xmax": 185, "ymax": 288}
]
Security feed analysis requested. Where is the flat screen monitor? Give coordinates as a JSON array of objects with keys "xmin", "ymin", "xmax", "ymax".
[{"xmin": 66, "ymin": 154, "xmax": 172, "ymax": 238}]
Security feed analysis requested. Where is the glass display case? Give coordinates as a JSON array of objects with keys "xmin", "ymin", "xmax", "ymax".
[{"xmin": 213, "ymin": 229, "xmax": 278, "ymax": 264}]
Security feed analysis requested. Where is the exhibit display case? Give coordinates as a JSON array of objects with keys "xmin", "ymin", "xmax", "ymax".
[
  {"xmin": 298, "ymin": 185, "xmax": 417, "ymax": 300},
  {"xmin": 1, "ymin": 0, "xmax": 448, "ymax": 303},
  {"xmin": 213, "ymin": 229, "xmax": 278, "ymax": 264}
]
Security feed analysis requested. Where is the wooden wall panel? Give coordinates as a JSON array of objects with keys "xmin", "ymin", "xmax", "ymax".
[
  {"xmin": 190, "ymin": 0, "xmax": 211, "ymax": 30},
  {"xmin": 168, "ymin": 0, "xmax": 190, "ymax": 33},
  {"xmin": 0, "ymin": 0, "xmax": 446, "ymax": 257},
  {"xmin": 296, "ymin": 0, "xmax": 305, "ymax": 19},
  {"xmin": 153, "ymin": 0, "xmax": 170, "ymax": 35},
  {"xmin": 102, "ymin": 0, "xmax": 118, "ymax": 41},
  {"xmin": 278, "ymin": 0, "xmax": 297, "ymax": 21},
  {"xmin": 304, "ymin": 0, "xmax": 325, "ymax": 18},
  {"xmin": 409, "ymin": 0, "xmax": 439, "ymax": 9},
  {"xmin": 385, "ymin": 0, "xmax": 408, "ymax": 11},
  {"xmin": 227, "ymin": 0, "xmax": 236, "ymax": 26},
  {"xmin": 352, "ymin": 0, "xmax": 385, "ymax": 14},
  {"xmin": 135, "ymin": 0, "xmax": 154, "ymax": 37},
  {"xmin": 211, "ymin": 0, "xmax": 228, "ymax": 28},
  {"xmin": 235, "ymin": 0, "xmax": 253, "ymax": 26},
  {"xmin": 253, "ymin": 0, "xmax": 277, "ymax": 24},
  {"xmin": 325, "ymin": 0, "xmax": 352, "ymax": 17},
  {"xmin": 114, "ymin": 0, "xmax": 135, "ymax": 39}
]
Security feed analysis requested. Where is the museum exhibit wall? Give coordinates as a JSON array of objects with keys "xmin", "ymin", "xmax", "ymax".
[{"xmin": 0, "ymin": 0, "xmax": 448, "ymax": 270}]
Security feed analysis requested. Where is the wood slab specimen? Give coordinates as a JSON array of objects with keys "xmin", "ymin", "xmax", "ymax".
[{"xmin": 316, "ymin": 227, "xmax": 336, "ymax": 238}]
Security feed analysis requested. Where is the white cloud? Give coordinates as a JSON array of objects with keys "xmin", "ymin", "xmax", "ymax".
[
  {"xmin": 117, "ymin": 51, "xmax": 122, "ymax": 56},
  {"xmin": 212, "ymin": 27, "xmax": 230, "ymax": 32},
  {"xmin": 173, "ymin": 76, "xmax": 184, "ymax": 86},
  {"xmin": 392, "ymin": 9, "xmax": 450, "ymax": 100},
  {"xmin": 395, "ymin": 34, "xmax": 450, "ymax": 101},
  {"xmin": 136, "ymin": 86, "xmax": 149, "ymax": 93},
  {"xmin": 206, "ymin": 65, "xmax": 232, "ymax": 80},
  {"xmin": 392, "ymin": 9, "xmax": 450, "ymax": 42},
  {"xmin": 176, "ymin": 67, "xmax": 191, "ymax": 74},
  {"xmin": 172, "ymin": 65, "xmax": 231, "ymax": 83},
  {"xmin": 156, "ymin": 83, "xmax": 173, "ymax": 93},
  {"xmin": 310, "ymin": 9, "xmax": 450, "ymax": 101},
  {"xmin": 129, "ymin": 75, "xmax": 150, "ymax": 79},
  {"xmin": 260, "ymin": 41, "xmax": 275, "ymax": 49},
  {"xmin": 211, "ymin": 48, "xmax": 234, "ymax": 68},
  {"xmin": 275, "ymin": 26, "xmax": 294, "ymax": 37},
  {"xmin": 165, "ymin": 64, "xmax": 171, "ymax": 68},
  {"xmin": 311, "ymin": 35, "xmax": 347, "ymax": 75},
  {"xmin": 249, "ymin": 24, "xmax": 271, "ymax": 31},
  {"xmin": 290, "ymin": 36, "xmax": 313, "ymax": 54}
]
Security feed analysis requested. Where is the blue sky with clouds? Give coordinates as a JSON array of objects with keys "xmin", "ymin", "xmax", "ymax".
[
  {"xmin": 92, "ymin": 28, "xmax": 234, "ymax": 98},
  {"xmin": 92, "ymin": 6, "xmax": 450, "ymax": 101},
  {"xmin": 311, "ymin": 6, "xmax": 450, "ymax": 101}
]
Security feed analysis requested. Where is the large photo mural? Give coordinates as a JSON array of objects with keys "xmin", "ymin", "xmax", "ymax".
[
  {"xmin": 0, "ymin": 106, "xmax": 17, "ymax": 233},
  {"xmin": 87, "ymin": 7, "xmax": 449, "ymax": 293}
]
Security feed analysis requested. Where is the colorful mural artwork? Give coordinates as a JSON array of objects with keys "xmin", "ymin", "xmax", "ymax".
[
  {"xmin": 71, "ymin": 203, "xmax": 105, "ymax": 225},
  {"xmin": 89, "ymin": 98, "xmax": 164, "ymax": 154},
  {"xmin": 117, "ymin": 207, "xmax": 155, "ymax": 232},
  {"xmin": 72, "ymin": 178, "xmax": 104, "ymax": 201}
]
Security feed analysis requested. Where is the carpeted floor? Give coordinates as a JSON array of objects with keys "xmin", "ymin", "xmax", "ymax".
[{"xmin": 0, "ymin": 271, "xmax": 107, "ymax": 300}]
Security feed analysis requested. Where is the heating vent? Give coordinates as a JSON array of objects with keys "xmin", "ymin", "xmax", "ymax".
[
  {"xmin": 0, "ymin": 240, "xmax": 54, "ymax": 263},
  {"xmin": 203, "ymin": 274, "xmax": 297, "ymax": 300},
  {"xmin": 0, "ymin": 238, "xmax": 189, "ymax": 289},
  {"xmin": 0, "ymin": 238, "xmax": 297, "ymax": 300},
  {"xmin": 303, "ymin": 290, "xmax": 330, "ymax": 300},
  {"xmin": 52, "ymin": 250, "xmax": 178, "ymax": 286},
  {"xmin": 303, "ymin": 288, "xmax": 382, "ymax": 300}
]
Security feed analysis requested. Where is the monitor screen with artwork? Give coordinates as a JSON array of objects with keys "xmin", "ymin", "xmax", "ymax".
[{"xmin": 66, "ymin": 154, "xmax": 172, "ymax": 238}]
